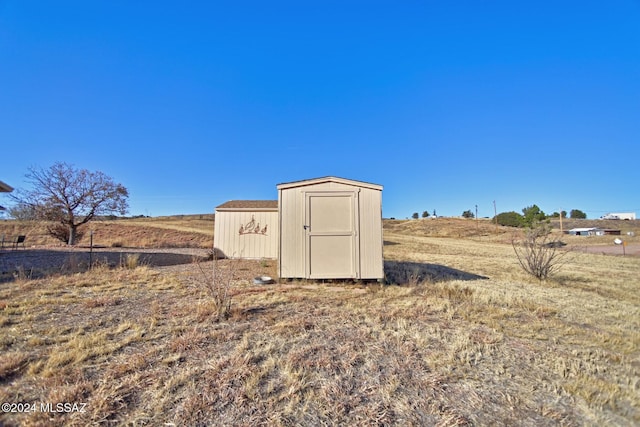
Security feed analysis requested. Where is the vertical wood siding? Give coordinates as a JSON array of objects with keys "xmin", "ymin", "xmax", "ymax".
[
  {"xmin": 214, "ymin": 210, "xmax": 278, "ymax": 259},
  {"xmin": 278, "ymin": 188, "xmax": 304, "ymax": 277},
  {"xmin": 358, "ymin": 188, "xmax": 383, "ymax": 279}
]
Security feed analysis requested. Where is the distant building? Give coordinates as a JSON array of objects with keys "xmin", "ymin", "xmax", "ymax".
[
  {"xmin": 0, "ymin": 180, "xmax": 13, "ymax": 211},
  {"xmin": 600, "ymin": 212, "xmax": 636, "ymax": 220},
  {"xmin": 0, "ymin": 180, "xmax": 12, "ymax": 193},
  {"xmin": 568, "ymin": 227, "xmax": 605, "ymax": 236},
  {"xmin": 603, "ymin": 229, "xmax": 622, "ymax": 235}
]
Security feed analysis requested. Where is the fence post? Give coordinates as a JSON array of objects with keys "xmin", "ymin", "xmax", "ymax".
[{"xmin": 89, "ymin": 230, "xmax": 94, "ymax": 269}]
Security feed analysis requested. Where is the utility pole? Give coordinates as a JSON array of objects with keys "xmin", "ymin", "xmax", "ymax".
[
  {"xmin": 475, "ymin": 204, "xmax": 478, "ymax": 231},
  {"xmin": 559, "ymin": 208, "xmax": 564, "ymax": 234},
  {"xmin": 493, "ymin": 200, "xmax": 498, "ymax": 233}
]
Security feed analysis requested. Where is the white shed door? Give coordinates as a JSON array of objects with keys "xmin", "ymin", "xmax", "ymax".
[{"xmin": 305, "ymin": 192, "xmax": 359, "ymax": 279}]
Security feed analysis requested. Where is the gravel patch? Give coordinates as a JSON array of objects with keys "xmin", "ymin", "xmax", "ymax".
[{"xmin": 0, "ymin": 247, "xmax": 209, "ymax": 281}]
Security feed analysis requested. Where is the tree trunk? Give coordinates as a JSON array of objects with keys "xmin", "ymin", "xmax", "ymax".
[{"xmin": 68, "ymin": 225, "xmax": 77, "ymax": 246}]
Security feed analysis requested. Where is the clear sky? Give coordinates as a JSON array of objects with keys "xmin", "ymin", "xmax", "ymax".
[{"xmin": 1, "ymin": 1, "xmax": 638, "ymax": 219}]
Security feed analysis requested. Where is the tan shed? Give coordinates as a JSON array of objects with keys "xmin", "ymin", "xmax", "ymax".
[
  {"xmin": 277, "ymin": 176, "xmax": 383, "ymax": 280},
  {"xmin": 214, "ymin": 200, "xmax": 278, "ymax": 259}
]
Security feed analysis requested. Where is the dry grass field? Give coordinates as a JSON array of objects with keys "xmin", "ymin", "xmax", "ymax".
[
  {"xmin": 0, "ymin": 215, "xmax": 214, "ymax": 249},
  {"xmin": 0, "ymin": 217, "xmax": 638, "ymax": 426}
]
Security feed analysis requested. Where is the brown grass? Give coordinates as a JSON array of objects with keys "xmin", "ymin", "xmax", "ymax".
[
  {"xmin": 0, "ymin": 216, "xmax": 214, "ymax": 249},
  {"xmin": 0, "ymin": 218, "xmax": 638, "ymax": 426}
]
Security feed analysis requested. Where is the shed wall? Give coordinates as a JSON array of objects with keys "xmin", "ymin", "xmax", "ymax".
[
  {"xmin": 278, "ymin": 186, "xmax": 304, "ymax": 277},
  {"xmin": 214, "ymin": 210, "xmax": 278, "ymax": 259},
  {"xmin": 358, "ymin": 188, "xmax": 384, "ymax": 279}
]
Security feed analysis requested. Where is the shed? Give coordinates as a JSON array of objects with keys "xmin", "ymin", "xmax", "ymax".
[
  {"xmin": 277, "ymin": 176, "xmax": 383, "ymax": 280},
  {"xmin": 214, "ymin": 200, "xmax": 278, "ymax": 259}
]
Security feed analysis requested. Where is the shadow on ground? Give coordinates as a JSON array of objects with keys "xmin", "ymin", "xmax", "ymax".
[
  {"xmin": 0, "ymin": 249, "xmax": 209, "ymax": 282},
  {"xmin": 384, "ymin": 260, "xmax": 489, "ymax": 285}
]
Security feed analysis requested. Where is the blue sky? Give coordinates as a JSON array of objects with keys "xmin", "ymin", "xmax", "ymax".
[{"xmin": 1, "ymin": 1, "xmax": 638, "ymax": 219}]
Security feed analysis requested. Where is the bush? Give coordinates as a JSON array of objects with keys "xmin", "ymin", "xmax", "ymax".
[
  {"xmin": 522, "ymin": 205, "xmax": 547, "ymax": 228},
  {"xmin": 462, "ymin": 210, "xmax": 474, "ymax": 219},
  {"xmin": 195, "ymin": 256, "xmax": 237, "ymax": 321},
  {"xmin": 122, "ymin": 253, "xmax": 140, "ymax": 269},
  {"xmin": 512, "ymin": 224, "xmax": 567, "ymax": 280},
  {"xmin": 495, "ymin": 211, "xmax": 523, "ymax": 227},
  {"xmin": 570, "ymin": 209, "xmax": 587, "ymax": 219}
]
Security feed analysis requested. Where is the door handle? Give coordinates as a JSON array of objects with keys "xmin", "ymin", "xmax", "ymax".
[{"xmin": 303, "ymin": 225, "xmax": 309, "ymax": 230}]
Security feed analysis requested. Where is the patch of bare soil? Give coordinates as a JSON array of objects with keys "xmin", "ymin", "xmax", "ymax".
[
  {"xmin": 0, "ymin": 247, "xmax": 286, "ymax": 288},
  {"xmin": 573, "ymin": 243, "xmax": 640, "ymax": 257},
  {"xmin": 0, "ymin": 247, "xmax": 209, "ymax": 281}
]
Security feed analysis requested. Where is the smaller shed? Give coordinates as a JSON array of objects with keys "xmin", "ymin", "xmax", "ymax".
[
  {"xmin": 277, "ymin": 176, "xmax": 383, "ymax": 280},
  {"xmin": 214, "ymin": 200, "xmax": 278, "ymax": 259}
]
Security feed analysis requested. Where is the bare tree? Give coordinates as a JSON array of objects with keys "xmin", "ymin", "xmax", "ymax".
[
  {"xmin": 12, "ymin": 162, "xmax": 129, "ymax": 245},
  {"xmin": 512, "ymin": 223, "xmax": 567, "ymax": 280}
]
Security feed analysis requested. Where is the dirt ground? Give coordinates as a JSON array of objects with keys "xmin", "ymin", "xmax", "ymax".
[
  {"xmin": 574, "ymin": 243, "xmax": 640, "ymax": 257},
  {"xmin": 0, "ymin": 247, "xmax": 278, "ymax": 284}
]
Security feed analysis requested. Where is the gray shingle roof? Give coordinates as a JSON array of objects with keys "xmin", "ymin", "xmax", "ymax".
[{"xmin": 216, "ymin": 200, "xmax": 278, "ymax": 210}]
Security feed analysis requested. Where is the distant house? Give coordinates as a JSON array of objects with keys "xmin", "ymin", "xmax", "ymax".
[
  {"xmin": 600, "ymin": 212, "xmax": 636, "ymax": 220},
  {"xmin": 0, "ymin": 180, "xmax": 13, "ymax": 211},
  {"xmin": 568, "ymin": 227, "xmax": 605, "ymax": 236},
  {"xmin": 0, "ymin": 180, "xmax": 12, "ymax": 193}
]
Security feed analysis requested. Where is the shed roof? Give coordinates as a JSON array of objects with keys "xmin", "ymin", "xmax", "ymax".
[
  {"xmin": 0, "ymin": 180, "xmax": 13, "ymax": 192},
  {"xmin": 569, "ymin": 227, "xmax": 603, "ymax": 232},
  {"xmin": 277, "ymin": 176, "xmax": 383, "ymax": 191},
  {"xmin": 215, "ymin": 200, "xmax": 278, "ymax": 211}
]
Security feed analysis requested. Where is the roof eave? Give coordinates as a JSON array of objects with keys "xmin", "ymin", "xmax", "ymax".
[
  {"xmin": 276, "ymin": 176, "xmax": 383, "ymax": 191},
  {"xmin": 0, "ymin": 180, "xmax": 13, "ymax": 193},
  {"xmin": 215, "ymin": 200, "xmax": 279, "ymax": 210},
  {"xmin": 216, "ymin": 207, "xmax": 278, "ymax": 212}
]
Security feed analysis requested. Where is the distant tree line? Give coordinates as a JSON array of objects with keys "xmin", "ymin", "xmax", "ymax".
[
  {"xmin": 411, "ymin": 210, "xmax": 436, "ymax": 219},
  {"xmin": 494, "ymin": 205, "xmax": 587, "ymax": 228}
]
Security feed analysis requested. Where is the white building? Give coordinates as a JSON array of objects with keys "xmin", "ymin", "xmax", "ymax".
[{"xmin": 568, "ymin": 227, "xmax": 605, "ymax": 236}]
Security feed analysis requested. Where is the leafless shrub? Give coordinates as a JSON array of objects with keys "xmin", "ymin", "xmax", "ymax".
[
  {"xmin": 512, "ymin": 224, "xmax": 568, "ymax": 280},
  {"xmin": 121, "ymin": 253, "xmax": 140, "ymax": 269},
  {"xmin": 13, "ymin": 265, "xmax": 34, "ymax": 282},
  {"xmin": 195, "ymin": 255, "xmax": 238, "ymax": 321},
  {"xmin": 60, "ymin": 253, "xmax": 86, "ymax": 273}
]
